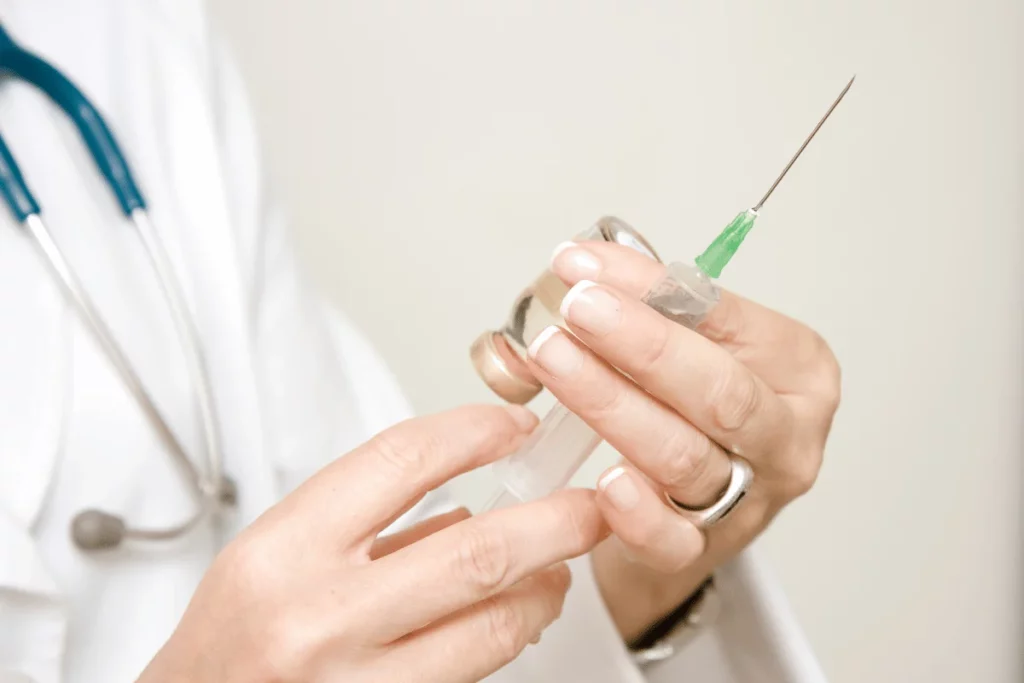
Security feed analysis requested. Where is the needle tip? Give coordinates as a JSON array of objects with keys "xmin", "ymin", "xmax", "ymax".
[
  {"xmin": 752, "ymin": 75, "xmax": 856, "ymax": 211},
  {"xmin": 834, "ymin": 75, "xmax": 857, "ymax": 102}
]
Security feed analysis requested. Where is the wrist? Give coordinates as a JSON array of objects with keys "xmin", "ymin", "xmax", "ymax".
[
  {"xmin": 137, "ymin": 641, "xmax": 197, "ymax": 683},
  {"xmin": 591, "ymin": 538, "xmax": 713, "ymax": 643},
  {"xmin": 628, "ymin": 576, "xmax": 718, "ymax": 667},
  {"xmin": 137, "ymin": 627, "xmax": 235, "ymax": 683}
]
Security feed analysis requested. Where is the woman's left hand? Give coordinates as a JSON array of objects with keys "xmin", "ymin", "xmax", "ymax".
[{"xmin": 527, "ymin": 240, "xmax": 841, "ymax": 642}]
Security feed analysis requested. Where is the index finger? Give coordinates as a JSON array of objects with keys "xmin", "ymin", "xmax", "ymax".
[
  {"xmin": 552, "ymin": 240, "xmax": 828, "ymax": 393},
  {"xmin": 360, "ymin": 488, "xmax": 607, "ymax": 643},
  {"xmin": 285, "ymin": 405, "xmax": 537, "ymax": 550}
]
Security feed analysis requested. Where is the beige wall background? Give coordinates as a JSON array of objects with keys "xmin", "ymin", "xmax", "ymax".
[{"xmin": 207, "ymin": 1, "xmax": 1023, "ymax": 681}]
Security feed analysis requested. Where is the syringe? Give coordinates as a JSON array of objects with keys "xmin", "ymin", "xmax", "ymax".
[{"xmin": 483, "ymin": 75, "xmax": 855, "ymax": 512}]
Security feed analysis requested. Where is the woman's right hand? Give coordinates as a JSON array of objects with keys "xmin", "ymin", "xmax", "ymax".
[{"xmin": 138, "ymin": 405, "xmax": 606, "ymax": 683}]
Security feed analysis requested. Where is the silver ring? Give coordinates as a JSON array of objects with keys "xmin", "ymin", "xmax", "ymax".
[{"xmin": 664, "ymin": 455, "xmax": 753, "ymax": 528}]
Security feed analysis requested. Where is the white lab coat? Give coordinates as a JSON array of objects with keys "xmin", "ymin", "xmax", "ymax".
[{"xmin": 0, "ymin": 1, "xmax": 827, "ymax": 681}]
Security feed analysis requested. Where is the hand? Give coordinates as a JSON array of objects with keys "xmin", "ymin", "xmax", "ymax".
[
  {"xmin": 525, "ymin": 240, "xmax": 840, "ymax": 641},
  {"xmin": 138, "ymin": 405, "xmax": 607, "ymax": 683}
]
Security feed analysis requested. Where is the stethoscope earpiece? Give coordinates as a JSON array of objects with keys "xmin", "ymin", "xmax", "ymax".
[{"xmin": 71, "ymin": 509, "xmax": 127, "ymax": 551}]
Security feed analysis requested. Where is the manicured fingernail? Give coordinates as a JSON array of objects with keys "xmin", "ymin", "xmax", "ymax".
[
  {"xmin": 598, "ymin": 467, "xmax": 639, "ymax": 511},
  {"xmin": 560, "ymin": 281, "xmax": 621, "ymax": 336},
  {"xmin": 527, "ymin": 326, "xmax": 582, "ymax": 378},
  {"xmin": 505, "ymin": 405, "xmax": 538, "ymax": 431},
  {"xmin": 551, "ymin": 242, "xmax": 602, "ymax": 282}
]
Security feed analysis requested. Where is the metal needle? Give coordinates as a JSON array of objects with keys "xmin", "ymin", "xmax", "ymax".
[{"xmin": 752, "ymin": 75, "xmax": 856, "ymax": 212}]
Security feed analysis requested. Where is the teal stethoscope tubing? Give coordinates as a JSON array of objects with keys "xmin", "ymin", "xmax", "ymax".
[{"xmin": 0, "ymin": 24, "xmax": 233, "ymax": 550}]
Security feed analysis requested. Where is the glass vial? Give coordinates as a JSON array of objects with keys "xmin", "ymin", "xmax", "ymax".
[{"xmin": 470, "ymin": 216, "xmax": 661, "ymax": 404}]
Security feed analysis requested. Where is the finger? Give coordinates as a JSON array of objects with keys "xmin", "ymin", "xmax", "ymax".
[
  {"xmin": 595, "ymin": 465, "xmax": 705, "ymax": 573},
  {"xmin": 361, "ymin": 488, "xmax": 606, "ymax": 643},
  {"xmin": 551, "ymin": 240, "xmax": 665, "ymax": 299},
  {"xmin": 557, "ymin": 281, "xmax": 795, "ymax": 464},
  {"xmin": 286, "ymin": 404, "xmax": 538, "ymax": 549},
  {"xmin": 525, "ymin": 326, "xmax": 732, "ymax": 508},
  {"xmin": 552, "ymin": 241, "xmax": 839, "ymax": 398},
  {"xmin": 370, "ymin": 508, "xmax": 472, "ymax": 560},
  {"xmin": 381, "ymin": 564, "xmax": 571, "ymax": 683}
]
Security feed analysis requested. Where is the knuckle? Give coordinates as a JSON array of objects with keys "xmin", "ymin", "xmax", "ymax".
[
  {"xmin": 547, "ymin": 563, "xmax": 573, "ymax": 600},
  {"xmin": 459, "ymin": 404, "xmax": 523, "ymax": 448},
  {"xmin": 586, "ymin": 383, "xmax": 629, "ymax": 420},
  {"xmin": 815, "ymin": 346, "xmax": 843, "ymax": 414},
  {"xmin": 456, "ymin": 525, "xmax": 513, "ymax": 593},
  {"xmin": 377, "ymin": 407, "xmax": 521, "ymax": 475},
  {"xmin": 796, "ymin": 330, "xmax": 842, "ymax": 415},
  {"xmin": 702, "ymin": 294, "xmax": 745, "ymax": 346},
  {"xmin": 484, "ymin": 597, "xmax": 529, "ymax": 662},
  {"xmin": 791, "ymin": 325, "xmax": 828, "ymax": 367},
  {"xmin": 217, "ymin": 543, "xmax": 322, "ymax": 680},
  {"xmin": 652, "ymin": 546, "xmax": 697, "ymax": 574},
  {"xmin": 635, "ymin": 321, "xmax": 674, "ymax": 371},
  {"xmin": 262, "ymin": 614, "xmax": 315, "ymax": 681},
  {"xmin": 630, "ymin": 518, "xmax": 663, "ymax": 552},
  {"xmin": 540, "ymin": 571, "xmax": 571, "ymax": 622},
  {"xmin": 613, "ymin": 500, "xmax": 662, "ymax": 550},
  {"xmin": 219, "ymin": 534, "xmax": 273, "ymax": 594},
  {"xmin": 550, "ymin": 495, "xmax": 597, "ymax": 556},
  {"xmin": 368, "ymin": 426, "xmax": 434, "ymax": 478},
  {"xmin": 706, "ymin": 365, "xmax": 760, "ymax": 433},
  {"xmin": 781, "ymin": 450, "xmax": 824, "ymax": 498},
  {"xmin": 655, "ymin": 428, "xmax": 713, "ymax": 491}
]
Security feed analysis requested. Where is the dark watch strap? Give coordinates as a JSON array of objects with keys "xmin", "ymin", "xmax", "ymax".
[{"xmin": 628, "ymin": 577, "xmax": 714, "ymax": 652}]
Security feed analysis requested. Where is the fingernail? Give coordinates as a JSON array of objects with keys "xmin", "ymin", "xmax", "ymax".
[
  {"xmin": 505, "ymin": 405, "xmax": 538, "ymax": 431},
  {"xmin": 551, "ymin": 242, "xmax": 602, "ymax": 282},
  {"xmin": 560, "ymin": 281, "xmax": 621, "ymax": 336},
  {"xmin": 598, "ymin": 467, "xmax": 639, "ymax": 511},
  {"xmin": 527, "ymin": 326, "xmax": 582, "ymax": 378},
  {"xmin": 530, "ymin": 633, "xmax": 543, "ymax": 645}
]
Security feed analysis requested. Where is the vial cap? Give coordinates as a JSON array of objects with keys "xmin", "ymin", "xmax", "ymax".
[{"xmin": 470, "ymin": 331, "xmax": 542, "ymax": 404}]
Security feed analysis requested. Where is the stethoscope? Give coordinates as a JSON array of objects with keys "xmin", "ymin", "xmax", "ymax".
[{"xmin": 0, "ymin": 25, "xmax": 236, "ymax": 551}]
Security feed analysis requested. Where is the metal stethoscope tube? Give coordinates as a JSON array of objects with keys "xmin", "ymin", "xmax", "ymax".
[
  {"xmin": 0, "ymin": 24, "xmax": 234, "ymax": 551},
  {"xmin": 28, "ymin": 214, "xmax": 235, "ymax": 551}
]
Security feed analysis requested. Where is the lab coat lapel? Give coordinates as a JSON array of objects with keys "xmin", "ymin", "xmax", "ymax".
[
  {"xmin": 0, "ymin": 72, "xmax": 72, "ymax": 683},
  {"xmin": 0, "ymin": 207, "xmax": 70, "ymax": 534},
  {"xmin": 0, "ymin": 0, "xmax": 143, "ymax": 537},
  {"xmin": 121, "ymin": 28, "xmax": 281, "ymax": 532},
  {"xmin": 0, "ymin": 84, "xmax": 73, "ymax": 535},
  {"xmin": 0, "ymin": 7, "xmax": 281, "ymax": 542}
]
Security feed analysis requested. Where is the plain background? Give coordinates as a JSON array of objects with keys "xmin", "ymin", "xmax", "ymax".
[{"xmin": 207, "ymin": 1, "xmax": 1023, "ymax": 681}]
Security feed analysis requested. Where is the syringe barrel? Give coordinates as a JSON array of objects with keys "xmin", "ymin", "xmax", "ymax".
[
  {"xmin": 488, "ymin": 261, "xmax": 720, "ymax": 508},
  {"xmin": 491, "ymin": 404, "xmax": 600, "ymax": 505}
]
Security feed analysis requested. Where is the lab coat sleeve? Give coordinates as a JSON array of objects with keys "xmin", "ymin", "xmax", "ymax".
[{"xmin": 499, "ymin": 546, "xmax": 830, "ymax": 683}]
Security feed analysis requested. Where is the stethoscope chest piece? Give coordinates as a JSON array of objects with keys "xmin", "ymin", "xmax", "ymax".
[
  {"xmin": 70, "ymin": 475, "xmax": 238, "ymax": 551},
  {"xmin": 71, "ymin": 510, "xmax": 126, "ymax": 551}
]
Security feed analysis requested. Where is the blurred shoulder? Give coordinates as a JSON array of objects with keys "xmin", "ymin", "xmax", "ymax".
[
  {"xmin": 1, "ymin": 0, "xmax": 223, "ymax": 89},
  {"xmin": 3, "ymin": 0, "xmax": 272, "ymax": 296}
]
